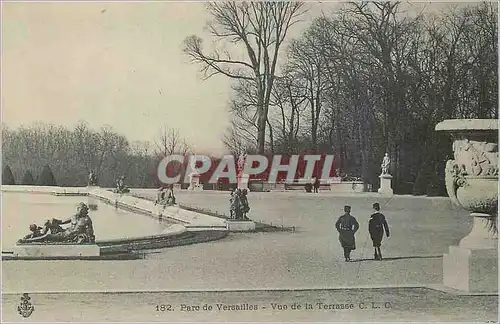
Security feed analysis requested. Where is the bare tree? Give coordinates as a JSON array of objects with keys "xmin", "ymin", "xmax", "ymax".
[
  {"xmin": 2, "ymin": 122, "xmax": 160, "ymax": 187},
  {"xmin": 72, "ymin": 121, "xmax": 93, "ymax": 172},
  {"xmin": 183, "ymin": 2, "xmax": 307, "ymax": 153},
  {"xmin": 154, "ymin": 126, "xmax": 190, "ymax": 156},
  {"xmin": 286, "ymin": 18, "xmax": 333, "ymax": 152},
  {"xmin": 222, "ymin": 121, "xmax": 254, "ymax": 156},
  {"xmin": 269, "ymin": 70, "xmax": 307, "ymax": 153}
]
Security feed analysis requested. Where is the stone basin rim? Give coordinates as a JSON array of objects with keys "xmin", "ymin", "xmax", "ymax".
[{"xmin": 435, "ymin": 119, "xmax": 498, "ymax": 131}]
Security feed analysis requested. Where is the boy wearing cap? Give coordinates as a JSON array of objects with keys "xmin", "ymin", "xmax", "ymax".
[{"xmin": 369, "ymin": 202, "xmax": 390, "ymax": 260}]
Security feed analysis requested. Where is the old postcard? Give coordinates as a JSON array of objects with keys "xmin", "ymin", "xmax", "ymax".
[{"xmin": 1, "ymin": 1, "xmax": 498, "ymax": 322}]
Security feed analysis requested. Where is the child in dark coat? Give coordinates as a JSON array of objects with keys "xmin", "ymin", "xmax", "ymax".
[{"xmin": 368, "ymin": 202, "xmax": 390, "ymax": 260}]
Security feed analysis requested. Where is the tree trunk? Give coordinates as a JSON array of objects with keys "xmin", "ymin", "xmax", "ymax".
[{"xmin": 267, "ymin": 118, "xmax": 274, "ymax": 154}]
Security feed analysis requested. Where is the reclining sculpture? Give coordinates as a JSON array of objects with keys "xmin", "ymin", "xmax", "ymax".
[{"xmin": 17, "ymin": 202, "xmax": 96, "ymax": 244}]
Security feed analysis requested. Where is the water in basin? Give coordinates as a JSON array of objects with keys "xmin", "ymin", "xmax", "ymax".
[{"xmin": 1, "ymin": 192, "xmax": 170, "ymax": 250}]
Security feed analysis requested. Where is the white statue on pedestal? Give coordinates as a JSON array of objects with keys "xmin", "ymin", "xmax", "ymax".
[
  {"xmin": 381, "ymin": 153, "xmax": 391, "ymax": 175},
  {"xmin": 189, "ymin": 155, "xmax": 200, "ymax": 174},
  {"xmin": 237, "ymin": 153, "xmax": 247, "ymax": 176},
  {"xmin": 378, "ymin": 153, "xmax": 393, "ymax": 195},
  {"xmin": 236, "ymin": 153, "xmax": 250, "ymax": 191}
]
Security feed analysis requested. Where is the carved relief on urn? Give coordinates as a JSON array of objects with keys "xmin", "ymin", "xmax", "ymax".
[
  {"xmin": 436, "ymin": 119, "xmax": 498, "ymax": 247},
  {"xmin": 445, "ymin": 138, "xmax": 498, "ymax": 213}
]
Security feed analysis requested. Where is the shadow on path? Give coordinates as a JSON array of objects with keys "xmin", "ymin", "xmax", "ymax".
[{"xmin": 351, "ymin": 255, "xmax": 442, "ymax": 262}]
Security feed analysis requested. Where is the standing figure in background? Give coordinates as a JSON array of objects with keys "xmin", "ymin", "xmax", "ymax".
[
  {"xmin": 116, "ymin": 176, "xmax": 122, "ymax": 192},
  {"xmin": 313, "ymin": 178, "xmax": 320, "ymax": 193},
  {"xmin": 369, "ymin": 202, "xmax": 390, "ymax": 260},
  {"xmin": 335, "ymin": 206, "xmax": 359, "ymax": 262},
  {"xmin": 88, "ymin": 170, "xmax": 98, "ymax": 186},
  {"xmin": 239, "ymin": 189, "xmax": 250, "ymax": 220}
]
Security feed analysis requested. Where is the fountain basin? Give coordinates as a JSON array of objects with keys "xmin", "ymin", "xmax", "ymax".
[{"xmin": 1, "ymin": 187, "xmax": 229, "ymax": 260}]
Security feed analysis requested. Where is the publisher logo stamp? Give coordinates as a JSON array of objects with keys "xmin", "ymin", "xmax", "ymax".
[{"xmin": 17, "ymin": 293, "xmax": 34, "ymax": 318}]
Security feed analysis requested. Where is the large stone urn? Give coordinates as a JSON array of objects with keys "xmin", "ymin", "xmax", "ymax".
[{"xmin": 435, "ymin": 119, "xmax": 498, "ymax": 293}]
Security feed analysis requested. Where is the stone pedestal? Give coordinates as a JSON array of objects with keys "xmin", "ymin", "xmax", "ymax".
[
  {"xmin": 378, "ymin": 174, "xmax": 393, "ymax": 195},
  {"xmin": 237, "ymin": 174, "xmax": 250, "ymax": 191},
  {"xmin": 188, "ymin": 174, "xmax": 203, "ymax": 191},
  {"xmin": 443, "ymin": 246, "xmax": 498, "ymax": 293},
  {"xmin": 13, "ymin": 244, "xmax": 100, "ymax": 257},
  {"xmin": 443, "ymin": 214, "xmax": 498, "ymax": 293},
  {"xmin": 226, "ymin": 220, "xmax": 256, "ymax": 232}
]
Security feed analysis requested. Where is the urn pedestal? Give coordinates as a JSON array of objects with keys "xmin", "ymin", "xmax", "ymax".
[
  {"xmin": 225, "ymin": 220, "xmax": 256, "ymax": 232},
  {"xmin": 188, "ymin": 173, "xmax": 203, "ymax": 191},
  {"xmin": 436, "ymin": 119, "xmax": 498, "ymax": 293},
  {"xmin": 378, "ymin": 174, "xmax": 394, "ymax": 195},
  {"xmin": 237, "ymin": 174, "xmax": 250, "ymax": 191}
]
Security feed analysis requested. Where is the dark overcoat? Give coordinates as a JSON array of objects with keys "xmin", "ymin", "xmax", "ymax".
[
  {"xmin": 368, "ymin": 212, "xmax": 390, "ymax": 247},
  {"xmin": 335, "ymin": 214, "xmax": 359, "ymax": 249}
]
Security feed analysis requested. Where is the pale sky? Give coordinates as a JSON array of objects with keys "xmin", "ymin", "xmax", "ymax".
[{"xmin": 1, "ymin": 1, "xmax": 464, "ymax": 155}]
